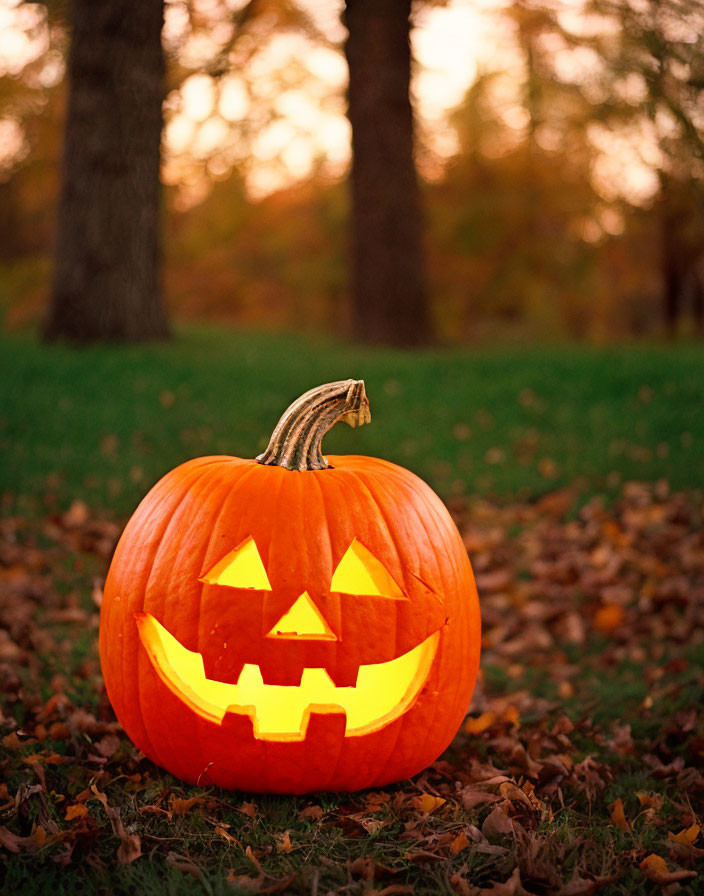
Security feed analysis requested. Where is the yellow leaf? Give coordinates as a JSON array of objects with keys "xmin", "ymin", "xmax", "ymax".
[
  {"xmin": 415, "ymin": 794, "xmax": 446, "ymax": 814},
  {"xmin": 31, "ymin": 825, "xmax": 47, "ymax": 847},
  {"xmin": 609, "ymin": 798, "xmax": 630, "ymax": 832},
  {"xmin": 464, "ymin": 712, "xmax": 496, "ymax": 735},
  {"xmin": 450, "ymin": 831, "xmax": 471, "ymax": 855},
  {"xmin": 668, "ymin": 825, "xmax": 700, "ymax": 846},
  {"xmin": 65, "ymin": 804, "xmax": 89, "ymax": 821},
  {"xmin": 635, "ymin": 792, "xmax": 663, "ymax": 810}
]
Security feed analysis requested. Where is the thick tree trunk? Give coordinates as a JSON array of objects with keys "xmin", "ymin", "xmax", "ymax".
[
  {"xmin": 344, "ymin": 0, "xmax": 431, "ymax": 346},
  {"xmin": 43, "ymin": 0, "xmax": 169, "ymax": 342}
]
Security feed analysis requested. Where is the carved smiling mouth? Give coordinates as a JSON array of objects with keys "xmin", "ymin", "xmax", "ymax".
[{"xmin": 137, "ymin": 613, "xmax": 440, "ymax": 742}]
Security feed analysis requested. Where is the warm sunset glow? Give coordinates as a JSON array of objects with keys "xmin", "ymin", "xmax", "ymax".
[
  {"xmin": 136, "ymin": 612, "xmax": 440, "ymax": 740},
  {"xmin": 0, "ymin": 0, "xmax": 674, "ymax": 208}
]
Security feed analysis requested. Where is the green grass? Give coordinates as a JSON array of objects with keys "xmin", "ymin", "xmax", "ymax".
[
  {"xmin": 2, "ymin": 325, "xmax": 703, "ymax": 894},
  {"xmin": 1, "ymin": 325, "xmax": 702, "ymax": 516}
]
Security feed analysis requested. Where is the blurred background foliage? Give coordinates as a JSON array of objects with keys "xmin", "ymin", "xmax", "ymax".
[{"xmin": 0, "ymin": 0, "xmax": 703, "ymax": 342}]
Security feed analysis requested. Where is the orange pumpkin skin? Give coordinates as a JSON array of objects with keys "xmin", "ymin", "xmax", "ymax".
[{"xmin": 100, "ymin": 387, "xmax": 480, "ymax": 793}]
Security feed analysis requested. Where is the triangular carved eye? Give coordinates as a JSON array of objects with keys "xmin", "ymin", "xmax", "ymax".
[
  {"xmin": 330, "ymin": 539, "xmax": 405, "ymax": 599},
  {"xmin": 201, "ymin": 537, "xmax": 272, "ymax": 590}
]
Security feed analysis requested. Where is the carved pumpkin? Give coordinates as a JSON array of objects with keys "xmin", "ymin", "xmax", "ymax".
[{"xmin": 99, "ymin": 381, "xmax": 480, "ymax": 793}]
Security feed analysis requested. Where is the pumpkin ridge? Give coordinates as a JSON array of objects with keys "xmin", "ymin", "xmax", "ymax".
[
  {"xmin": 131, "ymin": 462, "xmax": 220, "ymax": 768},
  {"xmin": 143, "ymin": 465, "xmax": 237, "ymax": 772},
  {"xmin": 358, "ymin": 466, "xmax": 476, "ymax": 776}
]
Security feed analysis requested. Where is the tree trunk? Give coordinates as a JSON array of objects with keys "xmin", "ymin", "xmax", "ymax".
[
  {"xmin": 344, "ymin": 0, "xmax": 431, "ymax": 346},
  {"xmin": 43, "ymin": 0, "xmax": 169, "ymax": 342}
]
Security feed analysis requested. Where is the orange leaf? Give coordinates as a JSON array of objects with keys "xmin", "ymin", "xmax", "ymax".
[
  {"xmin": 640, "ymin": 853, "xmax": 697, "ymax": 885},
  {"xmin": 639, "ymin": 854, "xmax": 668, "ymax": 881},
  {"xmin": 170, "ymin": 796, "xmax": 200, "ymax": 816},
  {"xmin": 31, "ymin": 825, "xmax": 47, "ymax": 847},
  {"xmin": 594, "ymin": 604, "xmax": 624, "ymax": 634},
  {"xmin": 276, "ymin": 830, "xmax": 292, "ymax": 853},
  {"xmin": 215, "ymin": 824, "xmax": 239, "ymax": 845},
  {"xmin": 245, "ymin": 845, "xmax": 263, "ymax": 873},
  {"xmin": 450, "ymin": 831, "xmax": 471, "ymax": 855},
  {"xmin": 414, "ymin": 794, "xmax": 446, "ymax": 815},
  {"xmin": 609, "ymin": 798, "xmax": 630, "ymax": 833},
  {"xmin": 502, "ymin": 705, "xmax": 520, "ymax": 727},
  {"xmin": 65, "ymin": 804, "xmax": 89, "ymax": 821},
  {"xmin": 464, "ymin": 712, "xmax": 496, "ymax": 735}
]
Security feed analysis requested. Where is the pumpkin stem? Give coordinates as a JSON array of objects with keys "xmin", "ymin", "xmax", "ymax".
[{"xmin": 256, "ymin": 380, "xmax": 371, "ymax": 471}]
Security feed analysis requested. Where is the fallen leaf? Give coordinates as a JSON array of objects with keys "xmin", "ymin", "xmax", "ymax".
[
  {"xmin": 482, "ymin": 807, "xmax": 514, "ymax": 841},
  {"xmin": 275, "ymin": 830, "xmax": 292, "ymax": 852},
  {"xmin": 668, "ymin": 824, "xmax": 700, "ymax": 846},
  {"xmin": 64, "ymin": 804, "xmax": 89, "ymax": 821},
  {"xmin": 450, "ymin": 831, "xmax": 471, "ymax": 854},
  {"xmin": 414, "ymin": 793, "xmax": 446, "ymax": 814},
  {"xmin": 594, "ymin": 603, "xmax": 625, "ymax": 634},
  {"xmin": 609, "ymin": 798, "xmax": 630, "ymax": 833},
  {"xmin": 465, "ymin": 712, "xmax": 496, "ymax": 734},
  {"xmin": 169, "ymin": 795, "xmax": 201, "ymax": 816},
  {"xmin": 215, "ymin": 824, "xmax": 239, "ymax": 845},
  {"xmin": 635, "ymin": 792, "xmax": 663, "ymax": 810},
  {"xmin": 298, "ymin": 805, "xmax": 323, "ymax": 821},
  {"xmin": 238, "ymin": 800, "xmax": 260, "ymax": 818},
  {"xmin": 0, "ymin": 826, "xmax": 39, "ymax": 853},
  {"xmin": 639, "ymin": 853, "xmax": 697, "ymax": 885}
]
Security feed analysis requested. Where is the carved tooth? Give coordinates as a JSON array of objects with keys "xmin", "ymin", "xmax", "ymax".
[{"xmin": 236, "ymin": 663, "xmax": 264, "ymax": 688}]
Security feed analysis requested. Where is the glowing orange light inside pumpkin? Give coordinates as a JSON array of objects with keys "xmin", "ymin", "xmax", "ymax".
[
  {"xmin": 266, "ymin": 591, "xmax": 338, "ymax": 640},
  {"xmin": 200, "ymin": 536, "xmax": 271, "ymax": 590},
  {"xmin": 137, "ymin": 613, "xmax": 439, "ymax": 741}
]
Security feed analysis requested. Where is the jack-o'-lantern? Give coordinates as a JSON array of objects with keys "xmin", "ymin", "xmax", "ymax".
[{"xmin": 99, "ymin": 380, "xmax": 480, "ymax": 793}]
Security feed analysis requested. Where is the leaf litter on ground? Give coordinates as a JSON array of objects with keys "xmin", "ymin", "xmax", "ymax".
[{"xmin": 0, "ymin": 482, "xmax": 703, "ymax": 894}]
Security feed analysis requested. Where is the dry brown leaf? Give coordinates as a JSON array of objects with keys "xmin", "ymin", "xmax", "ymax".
[
  {"xmin": 482, "ymin": 807, "xmax": 514, "ymax": 841},
  {"xmin": 298, "ymin": 804, "xmax": 323, "ymax": 821},
  {"xmin": 0, "ymin": 826, "xmax": 40, "ymax": 854},
  {"xmin": 460, "ymin": 788, "xmax": 501, "ymax": 811},
  {"xmin": 169, "ymin": 795, "xmax": 201, "ymax": 816},
  {"xmin": 275, "ymin": 830, "xmax": 292, "ymax": 852},
  {"xmin": 215, "ymin": 824, "xmax": 239, "ymax": 845},
  {"xmin": 245, "ymin": 844, "xmax": 263, "ymax": 873},
  {"xmin": 238, "ymin": 800, "xmax": 260, "ymax": 818},
  {"xmin": 106, "ymin": 806, "xmax": 141, "ymax": 863}
]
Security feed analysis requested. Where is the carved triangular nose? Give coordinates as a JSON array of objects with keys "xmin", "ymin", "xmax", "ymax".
[{"xmin": 266, "ymin": 592, "xmax": 337, "ymax": 641}]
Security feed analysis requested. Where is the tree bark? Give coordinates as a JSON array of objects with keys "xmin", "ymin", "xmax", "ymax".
[
  {"xmin": 43, "ymin": 0, "xmax": 169, "ymax": 342},
  {"xmin": 344, "ymin": 0, "xmax": 431, "ymax": 346}
]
